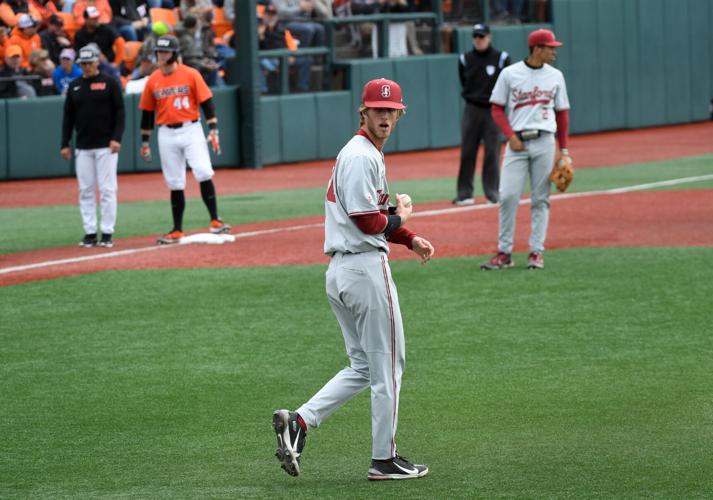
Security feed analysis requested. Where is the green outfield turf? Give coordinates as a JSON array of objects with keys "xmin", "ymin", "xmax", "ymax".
[
  {"xmin": 2, "ymin": 247, "xmax": 712, "ymax": 498},
  {"xmin": 1, "ymin": 155, "xmax": 712, "ymax": 254}
]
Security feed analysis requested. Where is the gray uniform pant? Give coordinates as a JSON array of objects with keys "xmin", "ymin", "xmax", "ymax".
[
  {"xmin": 498, "ymin": 132, "xmax": 555, "ymax": 254},
  {"xmin": 75, "ymin": 147, "xmax": 118, "ymax": 235},
  {"xmin": 457, "ymin": 102, "xmax": 501, "ymax": 203},
  {"xmin": 297, "ymin": 250, "xmax": 405, "ymax": 460}
]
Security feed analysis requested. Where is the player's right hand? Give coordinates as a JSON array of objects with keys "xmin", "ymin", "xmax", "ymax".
[
  {"xmin": 508, "ymin": 135, "xmax": 526, "ymax": 152},
  {"xmin": 140, "ymin": 142, "xmax": 152, "ymax": 162}
]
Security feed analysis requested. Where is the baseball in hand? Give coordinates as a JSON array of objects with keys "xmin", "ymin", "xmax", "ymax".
[{"xmin": 398, "ymin": 193, "xmax": 412, "ymax": 208}]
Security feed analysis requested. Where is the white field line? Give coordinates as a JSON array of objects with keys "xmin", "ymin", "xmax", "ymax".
[{"xmin": 1, "ymin": 175, "xmax": 712, "ymax": 277}]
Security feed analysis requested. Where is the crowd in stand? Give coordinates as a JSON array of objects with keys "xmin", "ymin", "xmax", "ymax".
[{"xmin": 0, "ymin": 0, "xmax": 548, "ymax": 99}]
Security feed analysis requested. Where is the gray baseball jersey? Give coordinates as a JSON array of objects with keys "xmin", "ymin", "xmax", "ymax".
[
  {"xmin": 297, "ymin": 131, "xmax": 405, "ymax": 460},
  {"xmin": 490, "ymin": 61, "xmax": 570, "ymax": 254},
  {"xmin": 324, "ymin": 133, "xmax": 390, "ymax": 255}
]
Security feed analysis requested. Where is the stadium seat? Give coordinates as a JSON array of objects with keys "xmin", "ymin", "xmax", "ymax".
[
  {"xmin": 57, "ymin": 12, "xmax": 78, "ymax": 42},
  {"xmin": 149, "ymin": 8, "xmax": 178, "ymax": 30},
  {"xmin": 212, "ymin": 7, "xmax": 232, "ymax": 39},
  {"xmin": 123, "ymin": 40, "xmax": 142, "ymax": 72}
]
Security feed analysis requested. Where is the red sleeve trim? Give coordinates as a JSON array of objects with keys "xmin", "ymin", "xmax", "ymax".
[
  {"xmin": 351, "ymin": 212, "xmax": 388, "ymax": 234},
  {"xmin": 555, "ymin": 109, "xmax": 570, "ymax": 149},
  {"xmin": 491, "ymin": 104, "xmax": 514, "ymax": 139},
  {"xmin": 387, "ymin": 226, "xmax": 416, "ymax": 249}
]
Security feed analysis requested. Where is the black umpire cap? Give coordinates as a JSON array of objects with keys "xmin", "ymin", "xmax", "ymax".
[{"xmin": 472, "ymin": 23, "xmax": 490, "ymax": 36}]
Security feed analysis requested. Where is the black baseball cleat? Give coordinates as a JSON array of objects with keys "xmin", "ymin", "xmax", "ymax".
[
  {"xmin": 98, "ymin": 233, "xmax": 113, "ymax": 248},
  {"xmin": 272, "ymin": 409, "xmax": 307, "ymax": 477},
  {"xmin": 367, "ymin": 455, "xmax": 429, "ymax": 480},
  {"xmin": 79, "ymin": 234, "xmax": 98, "ymax": 248}
]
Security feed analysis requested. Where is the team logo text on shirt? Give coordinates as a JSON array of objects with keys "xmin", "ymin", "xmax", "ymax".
[
  {"xmin": 90, "ymin": 82, "xmax": 106, "ymax": 91},
  {"xmin": 511, "ymin": 86, "xmax": 555, "ymax": 108},
  {"xmin": 153, "ymin": 85, "xmax": 190, "ymax": 99}
]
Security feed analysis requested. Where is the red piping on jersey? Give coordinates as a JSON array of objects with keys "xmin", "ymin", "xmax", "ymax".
[
  {"xmin": 491, "ymin": 104, "xmax": 514, "ymax": 139},
  {"xmin": 555, "ymin": 109, "xmax": 570, "ymax": 148},
  {"xmin": 356, "ymin": 128, "xmax": 378, "ymax": 149},
  {"xmin": 513, "ymin": 99, "xmax": 551, "ymax": 110},
  {"xmin": 380, "ymin": 254, "xmax": 397, "ymax": 458}
]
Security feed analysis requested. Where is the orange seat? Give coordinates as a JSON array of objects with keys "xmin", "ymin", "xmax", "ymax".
[
  {"xmin": 57, "ymin": 11, "xmax": 78, "ymax": 42},
  {"xmin": 149, "ymin": 7, "xmax": 177, "ymax": 30},
  {"xmin": 211, "ymin": 7, "xmax": 231, "ymax": 39},
  {"xmin": 123, "ymin": 40, "xmax": 142, "ymax": 72}
]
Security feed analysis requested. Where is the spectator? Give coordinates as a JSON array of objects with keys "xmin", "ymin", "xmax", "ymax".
[
  {"xmin": 29, "ymin": 48, "xmax": 58, "ymax": 95},
  {"xmin": 272, "ymin": 0, "xmax": 326, "ymax": 49},
  {"xmin": 74, "ymin": 6, "xmax": 123, "ymax": 77},
  {"xmin": 52, "ymin": 47, "xmax": 82, "ymax": 93},
  {"xmin": 124, "ymin": 52, "xmax": 154, "ymax": 93},
  {"xmin": 0, "ymin": 44, "xmax": 36, "ymax": 98},
  {"xmin": 72, "ymin": 0, "xmax": 112, "ymax": 27},
  {"xmin": 109, "ymin": 0, "xmax": 150, "ymax": 41},
  {"xmin": 176, "ymin": 13, "xmax": 222, "ymax": 86},
  {"xmin": 258, "ymin": 4, "xmax": 311, "ymax": 93},
  {"xmin": 8, "ymin": 13, "xmax": 42, "ymax": 68},
  {"xmin": 40, "ymin": 13, "xmax": 72, "ymax": 65},
  {"xmin": 179, "ymin": 0, "xmax": 211, "ymax": 20},
  {"xmin": 0, "ymin": 24, "xmax": 9, "ymax": 61}
]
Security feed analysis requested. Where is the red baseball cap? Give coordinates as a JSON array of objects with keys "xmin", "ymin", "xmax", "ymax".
[
  {"xmin": 361, "ymin": 78, "xmax": 405, "ymax": 110},
  {"xmin": 527, "ymin": 29, "xmax": 562, "ymax": 48}
]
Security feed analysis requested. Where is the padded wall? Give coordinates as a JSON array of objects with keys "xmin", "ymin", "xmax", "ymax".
[
  {"xmin": 7, "ymin": 96, "xmax": 71, "ymax": 179},
  {"xmin": 0, "ymin": 100, "xmax": 6, "ymax": 180}
]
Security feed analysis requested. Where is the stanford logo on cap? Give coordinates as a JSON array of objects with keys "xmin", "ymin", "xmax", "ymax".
[{"xmin": 381, "ymin": 85, "xmax": 391, "ymax": 98}]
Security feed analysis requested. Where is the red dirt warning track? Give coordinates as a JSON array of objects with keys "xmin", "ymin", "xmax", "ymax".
[{"xmin": 1, "ymin": 122, "xmax": 713, "ymax": 286}]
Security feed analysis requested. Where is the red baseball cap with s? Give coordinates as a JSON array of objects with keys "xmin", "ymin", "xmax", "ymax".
[
  {"xmin": 361, "ymin": 78, "xmax": 405, "ymax": 110},
  {"xmin": 527, "ymin": 29, "xmax": 563, "ymax": 48}
]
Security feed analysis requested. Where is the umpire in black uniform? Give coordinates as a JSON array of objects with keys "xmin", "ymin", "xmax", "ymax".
[
  {"xmin": 454, "ymin": 23, "xmax": 511, "ymax": 205},
  {"xmin": 61, "ymin": 44, "xmax": 125, "ymax": 248}
]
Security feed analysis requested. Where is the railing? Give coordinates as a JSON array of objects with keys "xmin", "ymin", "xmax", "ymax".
[{"xmin": 257, "ymin": 11, "xmax": 441, "ymax": 95}]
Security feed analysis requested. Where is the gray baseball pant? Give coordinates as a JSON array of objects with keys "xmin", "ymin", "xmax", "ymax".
[
  {"xmin": 498, "ymin": 133, "xmax": 555, "ymax": 254},
  {"xmin": 297, "ymin": 250, "xmax": 404, "ymax": 460}
]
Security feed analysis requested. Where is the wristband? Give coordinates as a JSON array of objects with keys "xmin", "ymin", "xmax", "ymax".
[
  {"xmin": 141, "ymin": 133, "xmax": 150, "ymax": 142},
  {"xmin": 560, "ymin": 148, "xmax": 569, "ymax": 156},
  {"xmin": 383, "ymin": 214, "xmax": 402, "ymax": 238},
  {"xmin": 208, "ymin": 122, "xmax": 218, "ymax": 130}
]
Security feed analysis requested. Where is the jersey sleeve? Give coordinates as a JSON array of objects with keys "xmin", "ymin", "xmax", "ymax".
[
  {"xmin": 337, "ymin": 155, "xmax": 381, "ymax": 216},
  {"xmin": 554, "ymin": 71, "xmax": 570, "ymax": 111},
  {"xmin": 194, "ymin": 68, "xmax": 213, "ymax": 104},
  {"xmin": 138, "ymin": 75, "xmax": 155, "ymax": 111},
  {"xmin": 489, "ymin": 68, "xmax": 509, "ymax": 106}
]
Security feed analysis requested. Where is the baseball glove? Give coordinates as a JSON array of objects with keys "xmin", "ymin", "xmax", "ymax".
[{"xmin": 549, "ymin": 155, "xmax": 574, "ymax": 192}]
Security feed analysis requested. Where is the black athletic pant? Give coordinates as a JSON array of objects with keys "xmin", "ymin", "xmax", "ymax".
[{"xmin": 456, "ymin": 102, "xmax": 501, "ymax": 203}]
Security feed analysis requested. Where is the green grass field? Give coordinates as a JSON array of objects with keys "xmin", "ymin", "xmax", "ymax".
[
  {"xmin": 2, "ymin": 152, "xmax": 713, "ymax": 498},
  {"xmin": 2, "ymin": 247, "xmax": 713, "ymax": 498},
  {"xmin": 1, "ymin": 154, "xmax": 712, "ymax": 254}
]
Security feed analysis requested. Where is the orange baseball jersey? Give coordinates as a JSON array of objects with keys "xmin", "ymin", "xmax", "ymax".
[{"xmin": 139, "ymin": 64, "xmax": 213, "ymax": 125}]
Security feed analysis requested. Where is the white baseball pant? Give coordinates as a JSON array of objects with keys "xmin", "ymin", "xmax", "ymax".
[
  {"xmin": 157, "ymin": 121, "xmax": 214, "ymax": 190},
  {"xmin": 297, "ymin": 250, "xmax": 405, "ymax": 460},
  {"xmin": 75, "ymin": 147, "xmax": 118, "ymax": 235},
  {"xmin": 498, "ymin": 132, "xmax": 556, "ymax": 254}
]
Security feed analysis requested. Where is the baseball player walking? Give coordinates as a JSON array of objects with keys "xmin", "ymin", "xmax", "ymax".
[
  {"xmin": 481, "ymin": 29, "xmax": 571, "ymax": 270},
  {"xmin": 454, "ymin": 23, "xmax": 510, "ymax": 206},
  {"xmin": 138, "ymin": 35, "xmax": 230, "ymax": 245},
  {"xmin": 272, "ymin": 78, "xmax": 435, "ymax": 481},
  {"xmin": 61, "ymin": 44, "xmax": 125, "ymax": 248}
]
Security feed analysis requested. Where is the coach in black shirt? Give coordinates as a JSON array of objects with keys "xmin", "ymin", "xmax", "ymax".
[
  {"xmin": 454, "ymin": 23, "xmax": 511, "ymax": 205},
  {"xmin": 61, "ymin": 44, "xmax": 125, "ymax": 249}
]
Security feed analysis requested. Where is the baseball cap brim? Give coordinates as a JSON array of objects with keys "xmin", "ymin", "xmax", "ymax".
[
  {"xmin": 545, "ymin": 41, "xmax": 563, "ymax": 47},
  {"xmin": 363, "ymin": 100, "xmax": 405, "ymax": 110}
]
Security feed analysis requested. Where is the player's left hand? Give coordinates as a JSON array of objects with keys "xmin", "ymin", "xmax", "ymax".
[
  {"xmin": 109, "ymin": 140, "xmax": 121, "ymax": 154},
  {"xmin": 411, "ymin": 236, "xmax": 435, "ymax": 264},
  {"xmin": 206, "ymin": 129, "xmax": 221, "ymax": 155}
]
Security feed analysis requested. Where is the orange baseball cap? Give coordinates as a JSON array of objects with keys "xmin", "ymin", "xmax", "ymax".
[
  {"xmin": 6, "ymin": 45, "xmax": 23, "ymax": 58},
  {"xmin": 361, "ymin": 78, "xmax": 405, "ymax": 110},
  {"xmin": 527, "ymin": 29, "xmax": 563, "ymax": 48}
]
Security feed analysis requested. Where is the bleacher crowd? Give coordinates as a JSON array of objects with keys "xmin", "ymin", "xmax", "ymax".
[{"xmin": 0, "ymin": 0, "xmax": 547, "ymax": 99}]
